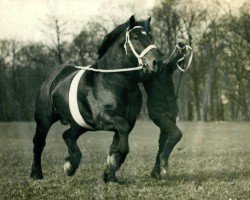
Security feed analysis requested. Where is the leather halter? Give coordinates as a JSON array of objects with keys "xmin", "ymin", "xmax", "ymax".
[{"xmin": 124, "ymin": 26, "xmax": 157, "ymax": 67}]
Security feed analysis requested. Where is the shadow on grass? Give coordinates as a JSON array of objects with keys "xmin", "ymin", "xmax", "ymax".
[
  {"xmin": 166, "ymin": 170, "xmax": 250, "ymax": 185},
  {"xmin": 119, "ymin": 170, "xmax": 250, "ymax": 187}
]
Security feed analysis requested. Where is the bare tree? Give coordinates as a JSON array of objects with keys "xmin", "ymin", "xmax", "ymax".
[{"xmin": 41, "ymin": 15, "xmax": 69, "ymax": 65}]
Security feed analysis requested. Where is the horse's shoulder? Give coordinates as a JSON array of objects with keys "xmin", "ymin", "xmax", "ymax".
[{"xmin": 57, "ymin": 64, "xmax": 79, "ymax": 76}]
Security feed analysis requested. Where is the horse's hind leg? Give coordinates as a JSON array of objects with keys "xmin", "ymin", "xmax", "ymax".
[
  {"xmin": 31, "ymin": 116, "xmax": 56, "ymax": 180},
  {"xmin": 63, "ymin": 126, "xmax": 86, "ymax": 176}
]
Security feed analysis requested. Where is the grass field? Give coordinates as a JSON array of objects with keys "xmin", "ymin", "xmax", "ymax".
[{"xmin": 0, "ymin": 121, "xmax": 249, "ymax": 200}]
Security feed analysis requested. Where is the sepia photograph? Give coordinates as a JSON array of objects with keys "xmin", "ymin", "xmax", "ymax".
[{"xmin": 0, "ymin": 0, "xmax": 249, "ymax": 199}]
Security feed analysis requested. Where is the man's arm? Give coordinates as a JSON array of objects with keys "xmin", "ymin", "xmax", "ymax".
[
  {"xmin": 163, "ymin": 57, "xmax": 185, "ymax": 74},
  {"xmin": 161, "ymin": 40, "xmax": 188, "ymax": 73}
]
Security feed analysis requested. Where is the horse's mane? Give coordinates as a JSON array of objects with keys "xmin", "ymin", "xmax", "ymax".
[
  {"xmin": 97, "ymin": 17, "xmax": 151, "ymax": 59},
  {"xmin": 97, "ymin": 21, "xmax": 129, "ymax": 59}
]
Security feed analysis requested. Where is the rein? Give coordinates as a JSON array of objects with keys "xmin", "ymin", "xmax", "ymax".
[{"xmin": 76, "ymin": 26, "xmax": 158, "ymax": 73}]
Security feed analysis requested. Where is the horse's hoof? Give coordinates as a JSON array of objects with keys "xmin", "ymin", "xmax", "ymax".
[
  {"xmin": 160, "ymin": 163, "xmax": 169, "ymax": 175},
  {"xmin": 161, "ymin": 167, "xmax": 168, "ymax": 175},
  {"xmin": 103, "ymin": 170, "xmax": 118, "ymax": 183},
  {"xmin": 64, "ymin": 161, "xmax": 76, "ymax": 176},
  {"xmin": 160, "ymin": 158, "xmax": 169, "ymax": 175},
  {"xmin": 150, "ymin": 169, "xmax": 162, "ymax": 180},
  {"xmin": 106, "ymin": 181, "xmax": 120, "ymax": 186},
  {"xmin": 31, "ymin": 170, "xmax": 44, "ymax": 180}
]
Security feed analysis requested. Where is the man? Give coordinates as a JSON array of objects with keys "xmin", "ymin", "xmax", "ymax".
[{"xmin": 143, "ymin": 40, "xmax": 188, "ymax": 179}]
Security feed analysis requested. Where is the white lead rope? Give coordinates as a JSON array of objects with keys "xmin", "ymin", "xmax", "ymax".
[
  {"xmin": 176, "ymin": 45, "xmax": 193, "ymax": 72},
  {"xmin": 75, "ymin": 65, "xmax": 143, "ymax": 73},
  {"xmin": 175, "ymin": 44, "xmax": 193, "ymax": 95},
  {"xmin": 166, "ymin": 42, "xmax": 193, "ymax": 72}
]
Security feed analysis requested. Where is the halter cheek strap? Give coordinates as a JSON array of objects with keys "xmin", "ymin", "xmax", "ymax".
[{"xmin": 124, "ymin": 26, "xmax": 157, "ymax": 66}]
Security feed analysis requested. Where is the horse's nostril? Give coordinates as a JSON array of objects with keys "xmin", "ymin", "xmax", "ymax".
[{"xmin": 153, "ymin": 60, "xmax": 157, "ymax": 66}]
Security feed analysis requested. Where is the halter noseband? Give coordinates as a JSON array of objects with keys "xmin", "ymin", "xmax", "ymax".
[{"xmin": 124, "ymin": 26, "xmax": 157, "ymax": 67}]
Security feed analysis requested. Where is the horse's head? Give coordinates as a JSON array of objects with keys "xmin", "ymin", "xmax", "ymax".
[
  {"xmin": 122, "ymin": 15, "xmax": 162, "ymax": 74},
  {"xmin": 97, "ymin": 15, "xmax": 162, "ymax": 75}
]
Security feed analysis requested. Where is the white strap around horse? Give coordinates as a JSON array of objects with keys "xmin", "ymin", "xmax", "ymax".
[{"xmin": 69, "ymin": 65, "xmax": 94, "ymax": 129}]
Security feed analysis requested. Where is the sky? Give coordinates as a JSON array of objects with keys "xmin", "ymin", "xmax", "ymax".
[{"xmin": 0, "ymin": 0, "xmax": 246, "ymax": 43}]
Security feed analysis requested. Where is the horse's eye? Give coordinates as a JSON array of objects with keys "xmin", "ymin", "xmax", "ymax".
[{"xmin": 133, "ymin": 36, "xmax": 139, "ymax": 41}]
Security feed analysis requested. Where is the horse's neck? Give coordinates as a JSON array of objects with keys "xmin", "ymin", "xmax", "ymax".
[
  {"xmin": 97, "ymin": 51, "xmax": 137, "ymax": 69},
  {"xmin": 91, "ymin": 62, "xmax": 137, "ymax": 89}
]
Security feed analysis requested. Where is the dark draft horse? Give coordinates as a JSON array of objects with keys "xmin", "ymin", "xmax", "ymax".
[{"xmin": 30, "ymin": 15, "xmax": 163, "ymax": 183}]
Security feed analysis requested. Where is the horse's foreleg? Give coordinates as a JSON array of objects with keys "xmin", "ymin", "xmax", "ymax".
[
  {"xmin": 102, "ymin": 116, "xmax": 131, "ymax": 183},
  {"xmin": 103, "ymin": 132, "xmax": 129, "ymax": 183},
  {"xmin": 63, "ymin": 126, "xmax": 86, "ymax": 176},
  {"xmin": 31, "ymin": 120, "xmax": 53, "ymax": 180}
]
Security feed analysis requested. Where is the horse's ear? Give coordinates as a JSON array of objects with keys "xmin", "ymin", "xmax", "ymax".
[
  {"xmin": 129, "ymin": 15, "xmax": 136, "ymax": 29},
  {"xmin": 147, "ymin": 17, "xmax": 151, "ymax": 24}
]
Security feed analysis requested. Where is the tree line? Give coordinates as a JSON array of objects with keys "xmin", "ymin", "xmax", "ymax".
[{"xmin": 0, "ymin": 0, "xmax": 249, "ymax": 121}]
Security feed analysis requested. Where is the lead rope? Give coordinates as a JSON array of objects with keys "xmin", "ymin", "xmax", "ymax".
[
  {"xmin": 174, "ymin": 44, "xmax": 193, "ymax": 95},
  {"xmin": 75, "ymin": 65, "xmax": 143, "ymax": 72},
  {"xmin": 176, "ymin": 45, "xmax": 193, "ymax": 72},
  {"xmin": 176, "ymin": 71, "xmax": 183, "ymax": 96}
]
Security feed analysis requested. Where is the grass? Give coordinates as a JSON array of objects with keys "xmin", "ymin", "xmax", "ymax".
[{"xmin": 0, "ymin": 121, "xmax": 249, "ymax": 200}]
